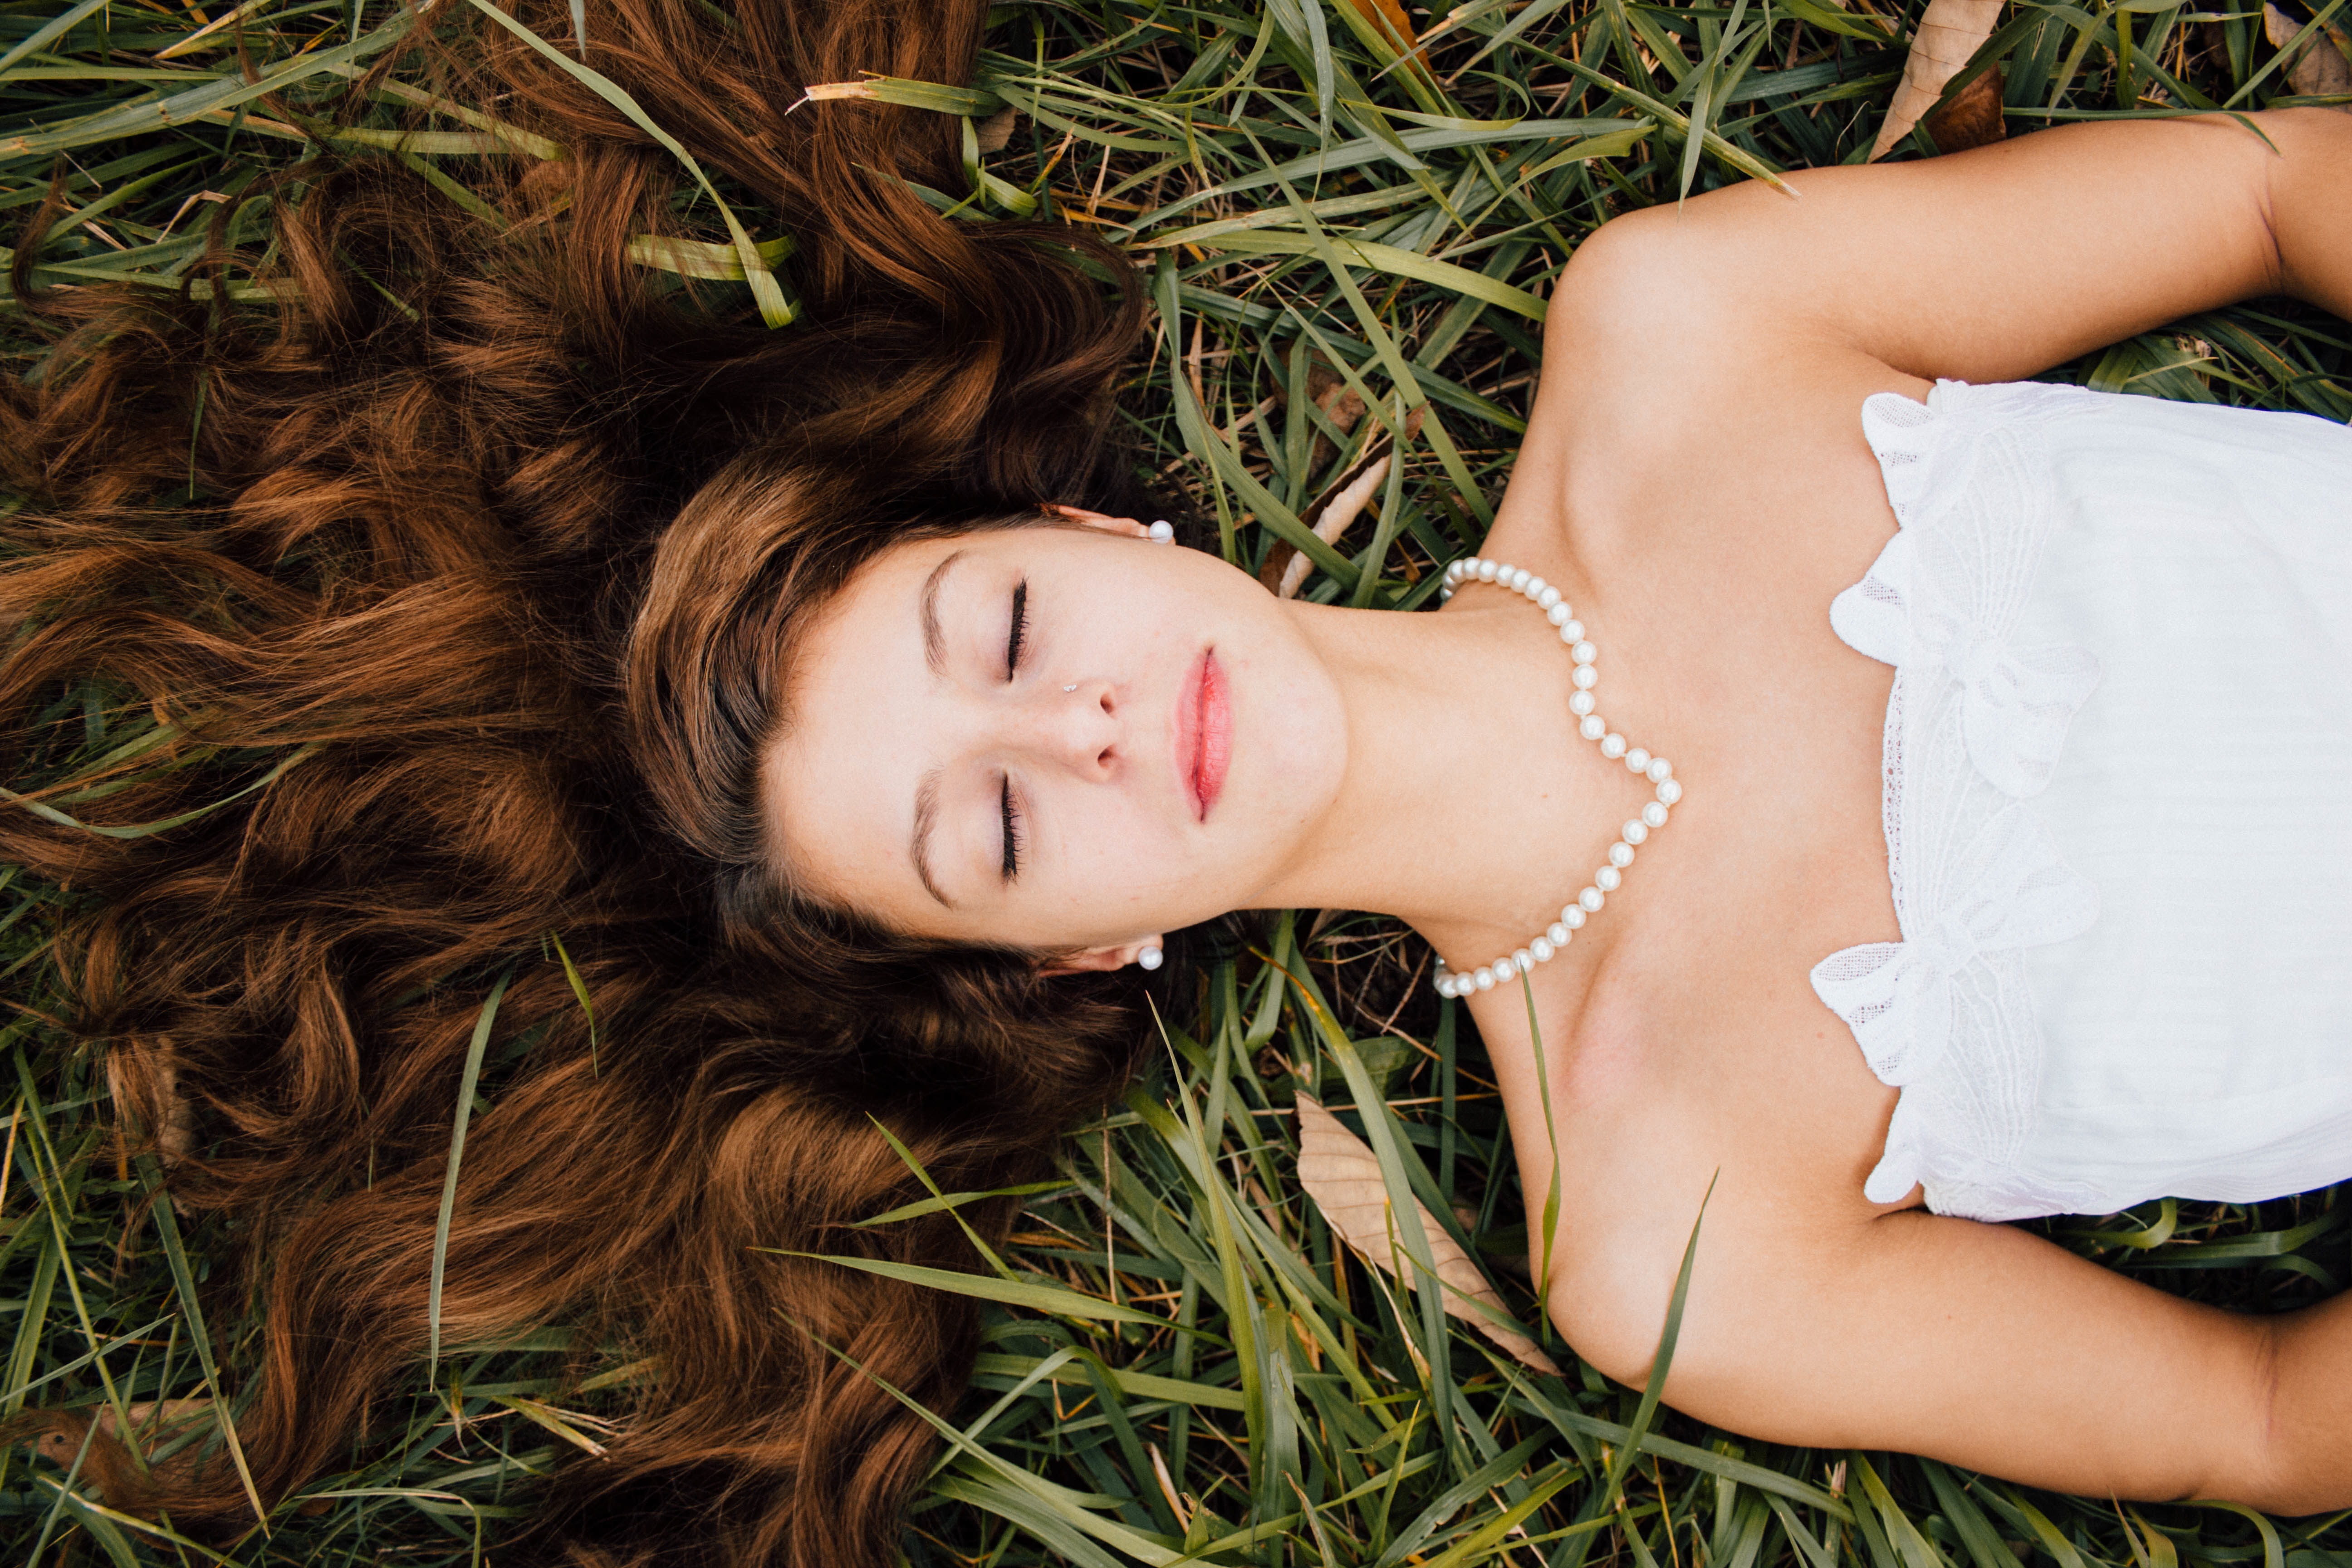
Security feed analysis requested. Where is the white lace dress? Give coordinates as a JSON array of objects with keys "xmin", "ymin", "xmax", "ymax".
[{"xmin": 1809, "ymin": 379, "xmax": 2352, "ymax": 1222}]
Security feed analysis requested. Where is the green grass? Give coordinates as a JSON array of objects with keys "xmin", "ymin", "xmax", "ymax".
[{"xmin": 3, "ymin": 0, "xmax": 2351, "ymax": 1562}]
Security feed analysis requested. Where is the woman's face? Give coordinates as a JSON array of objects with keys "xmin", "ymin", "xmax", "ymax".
[{"xmin": 765, "ymin": 518, "xmax": 1348, "ymax": 958}]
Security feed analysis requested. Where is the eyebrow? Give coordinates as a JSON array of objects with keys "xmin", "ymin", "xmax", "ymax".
[
  {"xmin": 919, "ymin": 549, "xmax": 965, "ymax": 679},
  {"xmin": 910, "ymin": 767, "xmax": 952, "ymax": 907},
  {"xmin": 909, "ymin": 549, "xmax": 967, "ymax": 908}
]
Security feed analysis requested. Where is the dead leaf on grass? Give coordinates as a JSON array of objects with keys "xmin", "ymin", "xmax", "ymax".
[
  {"xmin": 1277, "ymin": 454, "xmax": 1393, "ymax": 598},
  {"xmin": 1870, "ymin": 0, "xmax": 2006, "ymax": 159},
  {"xmin": 1294, "ymin": 1093, "xmax": 1559, "ymax": 1373},
  {"xmin": 2266, "ymin": 3, "xmax": 2352, "ymax": 102},
  {"xmin": 1343, "ymin": 0, "xmax": 1434, "ymax": 79},
  {"xmin": 33, "ymin": 1399, "xmax": 210, "ymax": 1468},
  {"xmin": 975, "ymin": 106, "xmax": 1019, "ymax": 153}
]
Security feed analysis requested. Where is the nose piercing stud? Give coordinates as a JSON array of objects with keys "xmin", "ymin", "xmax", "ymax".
[
  {"xmin": 1063, "ymin": 683, "xmax": 1077, "ymax": 693},
  {"xmin": 1137, "ymin": 944, "xmax": 1164, "ymax": 970},
  {"xmin": 1146, "ymin": 519, "xmax": 1175, "ymax": 544}
]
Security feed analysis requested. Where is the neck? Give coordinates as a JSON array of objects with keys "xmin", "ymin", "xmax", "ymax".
[{"xmin": 1251, "ymin": 593, "xmax": 1652, "ymax": 965}]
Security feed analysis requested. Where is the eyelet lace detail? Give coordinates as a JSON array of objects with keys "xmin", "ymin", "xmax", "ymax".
[{"xmin": 1810, "ymin": 382, "xmax": 2106, "ymax": 1220}]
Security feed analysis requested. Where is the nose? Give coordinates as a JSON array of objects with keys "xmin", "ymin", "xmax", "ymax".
[{"xmin": 1013, "ymin": 678, "xmax": 1122, "ymax": 779}]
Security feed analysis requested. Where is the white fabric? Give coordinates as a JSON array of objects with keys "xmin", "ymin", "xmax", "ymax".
[{"xmin": 1810, "ymin": 379, "xmax": 2352, "ymax": 1221}]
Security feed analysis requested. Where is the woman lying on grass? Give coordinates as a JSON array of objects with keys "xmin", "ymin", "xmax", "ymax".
[{"xmin": 3, "ymin": 0, "xmax": 2349, "ymax": 1560}]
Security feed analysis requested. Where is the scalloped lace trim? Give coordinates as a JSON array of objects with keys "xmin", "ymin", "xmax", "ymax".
[{"xmin": 1809, "ymin": 382, "xmax": 2106, "ymax": 1221}]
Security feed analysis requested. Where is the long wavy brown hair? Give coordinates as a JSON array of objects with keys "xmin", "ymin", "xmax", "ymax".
[{"xmin": 0, "ymin": 0, "xmax": 1170, "ymax": 1561}]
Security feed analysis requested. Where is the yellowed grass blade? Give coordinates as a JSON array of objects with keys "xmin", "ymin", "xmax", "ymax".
[
  {"xmin": 1869, "ymin": 0, "xmax": 2004, "ymax": 160},
  {"xmin": 1294, "ymin": 1094, "xmax": 1559, "ymax": 1373}
]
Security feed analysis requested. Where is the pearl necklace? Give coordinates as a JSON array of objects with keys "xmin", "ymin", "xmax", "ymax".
[{"xmin": 1429, "ymin": 556, "xmax": 1685, "ymax": 1000}]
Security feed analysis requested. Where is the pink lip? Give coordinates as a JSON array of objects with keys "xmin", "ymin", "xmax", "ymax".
[{"xmin": 1178, "ymin": 650, "xmax": 1232, "ymax": 822}]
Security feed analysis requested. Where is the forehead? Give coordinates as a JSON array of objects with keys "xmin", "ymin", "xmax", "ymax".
[{"xmin": 761, "ymin": 536, "xmax": 961, "ymax": 910}]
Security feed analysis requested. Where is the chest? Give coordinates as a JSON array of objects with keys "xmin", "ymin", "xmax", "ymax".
[{"xmin": 1461, "ymin": 395, "xmax": 1938, "ymax": 1222}]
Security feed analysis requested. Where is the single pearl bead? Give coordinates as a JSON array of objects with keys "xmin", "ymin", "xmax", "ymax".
[
  {"xmin": 1439, "ymin": 588, "xmax": 1453, "ymax": 602},
  {"xmin": 1513, "ymin": 948, "xmax": 1534, "ymax": 972},
  {"xmin": 1568, "ymin": 691, "xmax": 1596, "ymax": 717},
  {"xmin": 1572, "ymin": 666, "xmax": 1599, "ymax": 691},
  {"xmin": 1547, "ymin": 922, "xmax": 1571, "ymax": 946},
  {"xmin": 1436, "ymin": 974, "xmax": 1458, "ymax": 998},
  {"xmin": 1595, "ymin": 866, "xmax": 1622, "ymax": 892},
  {"xmin": 1508, "ymin": 568, "xmax": 1531, "ymax": 592},
  {"xmin": 1607, "ymin": 843, "xmax": 1634, "ymax": 869},
  {"xmin": 1621, "ymin": 819, "xmax": 1648, "ymax": 846},
  {"xmin": 1561, "ymin": 619, "xmax": 1584, "ymax": 642},
  {"xmin": 1445, "ymin": 564, "xmax": 1466, "ymax": 587},
  {"xmin": 1625, "ymin": 747, "xmax": 1651, "ymax": 773},
  {"xmin": 1600, "ymin": 732, "xmax": 1627, "ymax": 759},
  {"xmin": 1578, "ymin": 887, "xmax": 1604, "ymax": 912},
  {"xmin": 1524, "ymin": 576, "xmax": 1547, "ymax": 598},
  {"xmin": 1530, "ymin": 936, "xmax": 1554, "ymax": 963},
  {"xmin": 1570, "ymin": 640, "xmax": 1597, "ymax": 665},
  {"xmin": 1478, "ymin": 559, "xmax": 1500, "ymax": 583},
  {"xmin": 1642, "ymin": 801, "xmax": 1669, "ymax": 828},
  {"xmin": 1561, "ymin": 905, "xmax": 1587, "ymax": 929},
  {"xmin": 1537, "ymin": 587, "xmax": 1562, "ymax": 610},
  {"xmin": 1546, "ymin": 602, "xmax": 1571, "ymax": 627},
  {"xmin": 1647, "ymin": 758, "xmax": 1673, "ymax": 784},
  {"xmin": 1657, "ymin": 779, "xmax": 1683, "ymax": 805},
  {"xmin": 1579, "ymin": 714, "xmax": 1606, "ymax": 740},
  {"xmin": 1496, "ymin": 955, "xmax": 1519, "ymax": 979},
  {"xmin": 1474, "ymin": 966, "xmax": 1496, "ymax": 990}
]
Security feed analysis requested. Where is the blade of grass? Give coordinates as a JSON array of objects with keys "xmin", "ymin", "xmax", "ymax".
[{"xmin": 429, "ymin": 966, "xmax": 514, "ymax": 1367}]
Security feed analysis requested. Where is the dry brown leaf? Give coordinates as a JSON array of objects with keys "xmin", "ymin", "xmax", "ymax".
[
  {"xmin": 1294, "ymin": 1094, "xmax": 1560, "ymax": 1374},
  {"xmin": 1278, "ymin": 454, "xmax": 1392, "ymax": 598},
  {"xmin": 2266, "ymin": 3, "xmax": 2352, "ymax": 102},
  {"xmin": 975, "ymin": 106, "xmax": 1019, "ymax": 153},
  {"xmin": 34, "ymin": 1399, "xmax": 210, "ymax": 1467},
  {"xmin": 1256, "ymin": 375, "xmax": 1415, "ymax": 596},
  {"xmin": 1343, "ymin": 0, "xmax": 1429, "ymax": 73},
  {"xmin": 1869, "ymin": 0, "xmax": 2005, "ymax": 160},
  {"xmin": 1925, "ymin": 63, "xmax": 2006, "ymax": 153}
]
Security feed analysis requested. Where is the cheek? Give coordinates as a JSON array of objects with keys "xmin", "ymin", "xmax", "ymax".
[{"xmin": 1052, "ymin": 790, "xmax": 1189, "ymax": 892}]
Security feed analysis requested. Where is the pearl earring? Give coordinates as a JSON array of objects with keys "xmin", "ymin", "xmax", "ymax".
[
  {"xmin": 1146, "ymin": 519, "xmax": 1175, "ymax": 544},
  {"xmin": 1136, "ymin": 944, "xmax": 1164, "ymax": 971}
]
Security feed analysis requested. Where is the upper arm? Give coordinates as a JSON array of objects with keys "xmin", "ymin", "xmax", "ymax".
[
  {"xmin": 1548, "ymin": 113, "xmax": 2306, "ymax": 393},
  {"xmin": 1551, "ymin": 1201, "xmax": 2286, "ymax": 1507}
]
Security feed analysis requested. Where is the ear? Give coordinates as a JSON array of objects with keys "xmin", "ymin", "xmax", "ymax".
[
  {"xmin": 1041, "ymin": 503, "xmax": 1150, "ymax": 540},
  {"xmin": 1039, "ymin": 938, "xmax": 1163, "ymax": 977}
]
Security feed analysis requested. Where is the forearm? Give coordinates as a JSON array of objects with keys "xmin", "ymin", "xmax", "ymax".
[{"xmin": 2263, "ymin": 108, "xmax": 2352, "ymax": 322}]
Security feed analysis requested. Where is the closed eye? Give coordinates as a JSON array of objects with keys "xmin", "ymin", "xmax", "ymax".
[
  {"xmin": 1006, "ymin": 579, "xmax": 1028, "ymax": 681},
  {"xmin": 1000, "ymin": 775, "xmax": 1021, "ymax": 882}
]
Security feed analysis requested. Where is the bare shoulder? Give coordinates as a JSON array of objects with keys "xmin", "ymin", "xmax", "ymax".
[{"xmin": 1522, "ymin": 202, "xmax": 1911, "ymax": 542}]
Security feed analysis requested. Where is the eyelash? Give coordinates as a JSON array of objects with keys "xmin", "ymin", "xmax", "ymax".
[
  {"xmin": 1002, "ymin": 579, "xmax": 1028, "ymax": 882},
  {"xmin": 1000, "ymin": 775, "xmax": 1022, "ymax": 882},
  {"xmin": 1006, "ymin": 579, "xmax": 1029, "ymax": 681}
]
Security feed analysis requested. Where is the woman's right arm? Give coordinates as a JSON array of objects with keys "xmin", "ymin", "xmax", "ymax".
[
  {"xmin": 1547, "ymin": 1192, "xmax": 2331, "ymax": 1510},
  {"xmin": 2268, "ymin": 108, "xmax": 2352, "ymax": 323},
  {"xmin": 2259, "ymin": 1286, "xmax": 2352, "ymax": 1511}
]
